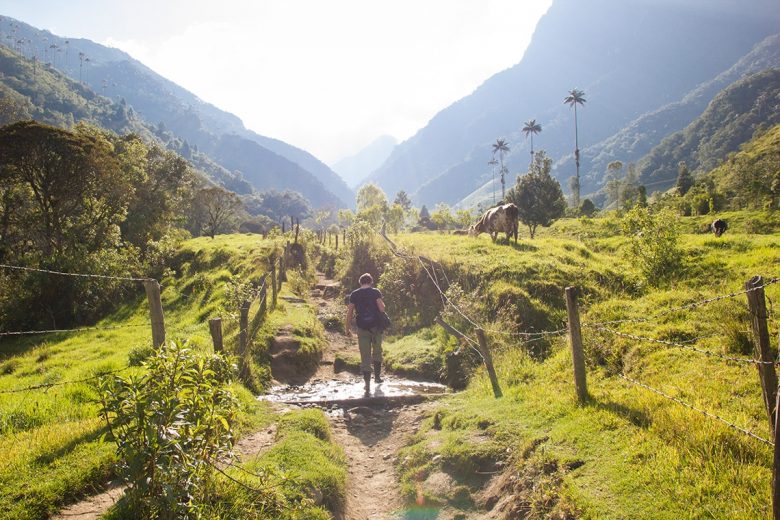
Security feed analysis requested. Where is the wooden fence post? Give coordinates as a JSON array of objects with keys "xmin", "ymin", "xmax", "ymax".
[
  {"xmin": 335, "ymin": 232, "xmax": 339, "ymax": 251},
  {"xmin": 277, "ymin": 257, "xmax": 283, "ymax": 292},
  {"xmin": 259, "ymin": 280, "xmax": 268, "ymax": 317},
  {"xmin": 143, "ymin": 280, "xmax": 166, "ymax": 348},
  {"xmin": 746, "ymin": 276, "xmax": 778, "ymax": 434},
  {"xmin": 239, "ymin": 300, "xmax": 250, "ymax": 357},
  {"xmin": 270, "ymin": 257, "xmax": 278, "ymax": 309},
  {"xmin": 476, "ymin": 329, "xmax": 503, "ymax": 398},
  {"xmin": 774, "ymin": 385, "xmax": 780, "ymax": 520},
  {"xmin": 209, "ymin": 318, "xmax": 223, "ymax": 353},
  {"xmin": 565, "ymin": 286, "xmax": 588, "ymax": 404}
]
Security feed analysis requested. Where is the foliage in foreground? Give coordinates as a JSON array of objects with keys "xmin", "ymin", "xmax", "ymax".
[{"xmin": 97, "ymin": 340, "xmax": 238, "ymax": 519}]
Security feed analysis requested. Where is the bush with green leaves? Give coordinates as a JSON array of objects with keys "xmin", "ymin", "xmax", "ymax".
[
  {"xmin": 621, "ymin": 206, "xmax": 685, "ymax": 287},
  {"xmin": 97, "ymin": 340, "xmax": 238, "ymax": 519},
  {"xmin": 337, "ymin": 220, "xmax": 393, "ymax": 289}
]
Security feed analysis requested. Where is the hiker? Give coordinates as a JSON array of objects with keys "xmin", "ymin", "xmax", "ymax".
[{"xmin": 345, "ymin": 272, "xmax": 385, "ymax": 395}]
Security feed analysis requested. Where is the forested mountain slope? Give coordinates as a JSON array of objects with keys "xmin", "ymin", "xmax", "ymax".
[
  {"xmin": 0, "ymin": 16, "xmax": 352, "ymax": 208},
  {"xmin": 365, "ymin": 0, "xmax": 780, "ymax": 206},
  {"xmin": 553, "ymin": 33, "xmax": 780, "ymax": 197},
  {"xmin": 636, "ymin": 68, "xmax": 780, "ymax": 190},
  {"xmin": 0, "ymin": 45, "xmax": 254, "ymax": 194}
]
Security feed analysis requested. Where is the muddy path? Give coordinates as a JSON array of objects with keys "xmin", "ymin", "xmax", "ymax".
[
  {"xmin": 55, "ymin": 274, "xmax": 446, "ymax": 520},
  {"xmin": 269, "ymin": 273, "xmax": 446, "ymax": 520}
]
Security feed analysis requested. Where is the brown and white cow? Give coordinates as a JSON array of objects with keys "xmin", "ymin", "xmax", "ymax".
[{"xmin": 469, "ymin": 203, "xmax": 519, "ymax": 243}]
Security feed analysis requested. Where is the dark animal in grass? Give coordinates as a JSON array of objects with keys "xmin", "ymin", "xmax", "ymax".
[
  {"xmin": 469, "ymin": 203, "xmax": 519, "ymax": 243},
  {"xmin": 711, "ymin": 219, "xmax": 728, "ymax": 237}
]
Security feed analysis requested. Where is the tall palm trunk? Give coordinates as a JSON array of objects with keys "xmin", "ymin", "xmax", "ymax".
[{"xmin": 573, "ymin": 103, "xmax": 580, "ymax": 207}]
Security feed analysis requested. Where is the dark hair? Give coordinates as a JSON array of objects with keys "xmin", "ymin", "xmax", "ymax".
[{"xmin": 359, "ymin": 273, "xmax": 373, "ymax": 285}]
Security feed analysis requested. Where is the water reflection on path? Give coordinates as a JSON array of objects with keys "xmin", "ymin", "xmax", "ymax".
[{"xmin": 261, "ymin": 375, "xmax": 448, "ymax": 404}]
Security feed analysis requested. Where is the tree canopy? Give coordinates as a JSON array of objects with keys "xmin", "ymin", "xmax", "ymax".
[
  {"xmin": 506, "ymin": 151, "xmax": 566, "ymax": 238},
  {"xmin": 0, "ymin": 121, "xmax": 196, "ymax": 329}
]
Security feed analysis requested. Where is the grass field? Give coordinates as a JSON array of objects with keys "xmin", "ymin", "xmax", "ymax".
[
  {"xmin": 0, "ymin": 233, "xmax": 304, "ymax": 519},
  {"xmin": 389, "ymin": 211, "xmax": 780, "ymax": 518}
]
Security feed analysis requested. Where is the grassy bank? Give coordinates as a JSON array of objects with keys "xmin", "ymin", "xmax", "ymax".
[
  {"xmin": 0, "ymin": 233, "xmax": 285, "ymax": 519},
  {"xmin": 389, "ymin": 212, "xmax": 780, "ymax": 518}
]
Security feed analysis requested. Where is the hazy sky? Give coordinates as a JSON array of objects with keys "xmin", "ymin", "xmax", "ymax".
[{"xmin": 0, "ymin": 0, "xmax": 552, "ymax": 163}]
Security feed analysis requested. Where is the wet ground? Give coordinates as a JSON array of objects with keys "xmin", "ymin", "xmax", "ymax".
[{"xmin": 261, "ymin": 375, "xmax": 449, "ymax": 405}]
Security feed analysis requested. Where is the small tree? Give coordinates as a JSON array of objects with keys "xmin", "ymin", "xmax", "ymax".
[
  {"xmin": 191, "ymin": 186, "xmax": 243, "ymax": 238},
  {"xmin": 356, "ymin": 184, "xmax": 388, "ymax": 226},
  {"xmin": 430, "ymin": 203, "xmax": 455, "ymax": 230},
  {"xmin": 676, "ymin": 161, "xmax": 694, "ymax": 196},
  {"xmin": 605, "ymin": 160, "xmax": 624, "ymax": 209},
  {"xmin": 579, "ymin": 198, "xmax": 597, "ymax": 217},
  {"xmin": 393, "ymin": 190, "xmax": 412, "ymax": 211},
  {"xmin": 386, "ymin": 203, "xmax": 405, "ymax": 233},
  {"xmin": 506, "ymin": 151, "xmax": 566, "ymax": 238},
  {"xmin": 455, "ymin": 209, "xmax": 474, "ymax": 229},
  {"xmin": 418, "ymin": 205, "xmax": 433, "ymax": 229}
]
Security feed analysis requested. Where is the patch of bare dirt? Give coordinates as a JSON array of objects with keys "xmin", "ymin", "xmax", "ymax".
[{"xmin": 330, "ymin": 401, "xmax": 436, "ymax": 520}]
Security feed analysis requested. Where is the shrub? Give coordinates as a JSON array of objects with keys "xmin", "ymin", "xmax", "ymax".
[
  {"xmin": 336, "ymin": 221, "xmax": 393, "ymax": 289},
  {"xmin": 97, "ymin": 340, "xmax": 238, "ymax": 519},
  {"xmin": 621, "ymin": 207, "xmax": 685, "ymax": 287}
]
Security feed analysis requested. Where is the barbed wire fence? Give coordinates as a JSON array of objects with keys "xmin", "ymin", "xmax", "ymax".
[
  {"xmin": 0, "ymin": 252, "xmax": 285, "ymax": 396},
  {"xmin": 372, "ymin": 228, "xmax": 780, "ymax": 515}
]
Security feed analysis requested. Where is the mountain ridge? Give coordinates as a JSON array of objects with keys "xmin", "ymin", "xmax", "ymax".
[
  {"xmin": 0, "ymin": 16, "xmax": 353, "ymax": 209},
  {"xmin": 366, "ymin": 0, "xmax": 780, "ymax": 206}
]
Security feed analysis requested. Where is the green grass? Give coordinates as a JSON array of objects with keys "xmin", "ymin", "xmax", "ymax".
[
  {"xmin": 210, "ymin": 409, "xmax": 347, "ymax": 519},
  {"xmin": 390, "ymin": 214, "xmax": 780, "ymax": 518},
  {"xmin": 383, "ymin": 328, "xmax": 444, "ymax": 381},
  {"xmin": 0, "ymin": 233, "xmax": 284, "ymax": 519}
]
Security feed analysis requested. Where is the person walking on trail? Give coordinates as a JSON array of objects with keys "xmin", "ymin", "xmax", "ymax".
[{"xmin": 345, "ymin": 273, "xmax": 385, "ymax": 396}]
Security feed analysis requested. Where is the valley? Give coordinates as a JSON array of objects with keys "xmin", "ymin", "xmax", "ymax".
[{"xmin": 2, "ymin": 1, "xmax": 780, "ymax": 518}]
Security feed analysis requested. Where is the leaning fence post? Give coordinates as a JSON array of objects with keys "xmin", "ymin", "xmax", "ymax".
[
  {"xmin": 565, "ymin": 286, "xmax": 588, "ymax": 403},
  {"xmin": 143, "ymin": 280, "xmax": 166, "ymax": 348},
  {"xmin": 277, "ymin": 257, "xmax": 284, "ymax": 292},
  {"xmin": 259, "ymin": 279, "xmax": 268, "ymax": 317},
  {"xmin": 774, "ymin": 385, "xmax": 780, "ymax": 520},
  {"xmin": 746, "ymin": 276, "xmax": 778, "ymax": 434},
  {"xmin": 239, "ymin": 300, "xmax": 250, "ymax": 357},
  {"xmin": 209, "ymin": 317, "xmax": 223, "ymax": 353},
  {"xmin": 475, "ymin": 329, "xmax": 503, "ymax": 398},
  {"xmin": 270, "ymin": 257, "xmax": 278, "ymax": 310}
]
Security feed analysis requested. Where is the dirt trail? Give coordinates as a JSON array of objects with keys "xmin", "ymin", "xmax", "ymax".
[
  {"xmin": 306, "ymin": 273, "xmax": 436, "ymax": 520},
  {"xmin": 54, "ymin": 274, "xmax": 439, "ymax": 520}
]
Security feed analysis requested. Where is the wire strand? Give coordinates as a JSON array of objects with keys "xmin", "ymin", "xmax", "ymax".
[
  {"xmin": 584, "ymin": 277, "xmax": 780, "ymax": 328},
  {"xmin": 0, "ymin": 365, "xmax": 132, "ymax": 394},
  {"xmin": 618, "ymin": 373, "xmax": 773, "ymax": 447},
  {"xmin": 0, "ymin": 323, "xmax": 148, "ymax": 337},
  {"xmin": 0, "ymin": 263, "xmax": 156, "ymax": 282},
  {"xmin": 597, "ymin": 326, "xmax": 776, "ymax": 366}
]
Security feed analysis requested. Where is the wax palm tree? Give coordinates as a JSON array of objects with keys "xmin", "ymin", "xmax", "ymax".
[
  {"xmin": 492, "ymin": 139, "xmax": 510, "ymax": 201},
  {"xmin": 488, "ymin": 157, "xmax": 498, "ymax": 205},
  {"xmin": 522, "ymin": 119, "xmax": 542, "ymax": 159},
  {"xmin": 564, "ymin": 88, "xmax": 586, "ymax": 207}
]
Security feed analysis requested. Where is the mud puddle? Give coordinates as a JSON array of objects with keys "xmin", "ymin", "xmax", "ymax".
[{"xmin": 262, "ymin": 375, "xmax": 448, "ymax": 404}]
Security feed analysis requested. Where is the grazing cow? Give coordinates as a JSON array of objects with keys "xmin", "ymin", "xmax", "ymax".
[
  {"xmin": 469, "ymin": 203, "xmax": 519, "ymax": 243},
  {"xmin": 711, "ymin": 218, "xmax": 728, "ymax": 237}
]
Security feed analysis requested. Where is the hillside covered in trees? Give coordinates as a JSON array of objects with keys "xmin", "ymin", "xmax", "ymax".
[
  {"xmin": 0, "ymin": 17, "xmax": 352, "ymax": 209},
  {"xmin": 636, "ymin": 68, "xmax": 780, "ymax": 190},
  {"xmin": 364, "ymin": 0, "xmax": 780, "ymax": 208}
]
